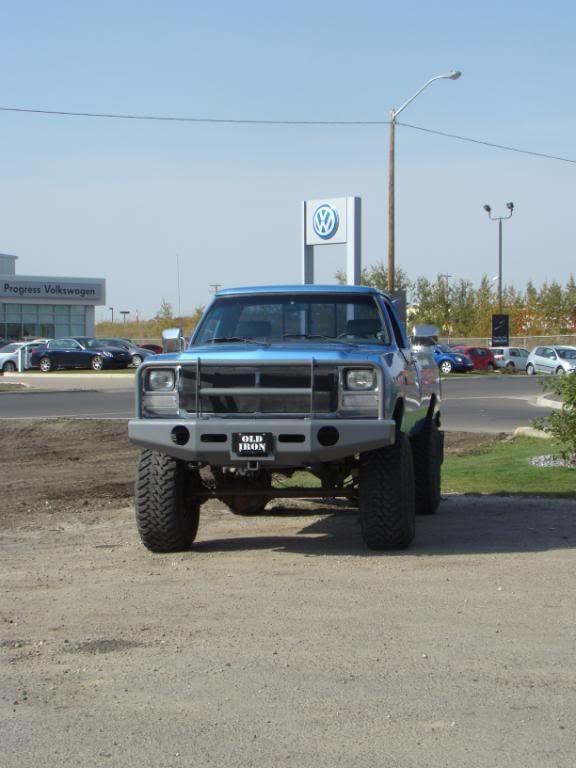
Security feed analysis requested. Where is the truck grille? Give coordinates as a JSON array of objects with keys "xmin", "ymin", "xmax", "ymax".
[{"xmin": 178, "ymin": 363, "xmax": 339, "ymax": 416}]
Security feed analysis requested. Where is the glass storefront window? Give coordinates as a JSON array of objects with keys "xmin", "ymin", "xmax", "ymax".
[{"xmin": 0, "ymin": 304, "xmax": 88, "ymax": 340}]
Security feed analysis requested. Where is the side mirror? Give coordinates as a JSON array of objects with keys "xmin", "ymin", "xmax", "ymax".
[{"xmin": 162, "ymin": 327, "xmax": 186, "ymax": 353}]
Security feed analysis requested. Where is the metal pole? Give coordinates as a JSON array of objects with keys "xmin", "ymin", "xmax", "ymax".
[
  {"xmin": 387, "ymin": 115, "xmax": 396, "ymax": 293},
  {"xmin": 498, "ymin": 219, "xmax": 503, "ymax": 314}
]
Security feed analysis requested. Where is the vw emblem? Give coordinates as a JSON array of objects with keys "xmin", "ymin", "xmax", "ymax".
[{"xmin": 313, "ymin": 204, "xmax": 339, "ymax": 240}]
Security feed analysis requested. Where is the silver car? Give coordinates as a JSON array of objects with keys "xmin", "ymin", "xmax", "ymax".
[
  {"xmin": 489, "ymin": 346, "xmax": 529, "ymax": 370},
  {"xmin": 526, "ymin": 346, "xmax": 576, "ymax": 375},
  {"xmin": 0, "ymin": 341, "xmax": 47, "ymax": 372}
]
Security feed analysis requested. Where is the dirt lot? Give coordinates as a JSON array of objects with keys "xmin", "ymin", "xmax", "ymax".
[{"xmin": 2, "ymin": 420, "xmax": 576, "ymax": 768}]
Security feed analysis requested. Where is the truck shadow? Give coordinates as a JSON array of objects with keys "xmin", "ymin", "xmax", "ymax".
[{"xmin": 194, "ymin": 495, "xmax": 576, "ymax": 556}]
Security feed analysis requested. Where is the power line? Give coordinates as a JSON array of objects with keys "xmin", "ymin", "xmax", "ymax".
[
  {"xmin": 397, "ymin": 121, "xmax": 576, "ymax": 165},
  {"xmin": 1, "ymin": 105, "xmax": 576, "ymax": 165},
  {"xmin": 0, "ymin": 106, "xmax": 385, "ymax": 125}
]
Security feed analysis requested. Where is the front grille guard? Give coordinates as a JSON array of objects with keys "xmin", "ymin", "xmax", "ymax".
[{"xmin": 163, "ymin": 358, "xmax": 383, "ymax": 419}]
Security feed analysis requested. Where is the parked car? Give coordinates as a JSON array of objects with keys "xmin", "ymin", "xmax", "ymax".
[
  {"xmin": 30, "ymin": 338, "xmax": 132, "ymax": 372},
  {"xmin": 0, "ymin": 341, "xmax": 47, "ymax": 372},
  {"xmin": 429, "ymin": 343, "xmax": 474, "ymax": 374},
  {"xmin": 525, "ymin": 346, "xmax": 576, "ymax": 375},
  {"xmin": 489, "ymin": 346, "xmax": 530, "ymax": 370},
  {"xmin": 138, "ymin": 343, "xmax": 163, "ymax": 354},
  {"xmin": 95, "ymin": 337, "xmax": 154, "ymax": 366},
  {"xmin": 451, "ymin": 345, "xmax": 497, "ymax": 371}
]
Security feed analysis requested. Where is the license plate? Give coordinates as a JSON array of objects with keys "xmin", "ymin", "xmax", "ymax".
[{"xmin": 232, "ymin": 432, "xmax": 273, "ymax": 457}]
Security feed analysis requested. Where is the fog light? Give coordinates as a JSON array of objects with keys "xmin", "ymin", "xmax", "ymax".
[
  {"xmin": 317, "ymin": 426, "xmax": 339, "ymax": 446},
  {"xmin": 171, "ymin": 426, "xmax": 190, "ymax": 445}
]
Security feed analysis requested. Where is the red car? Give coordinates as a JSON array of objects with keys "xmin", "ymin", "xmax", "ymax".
[{"xmin": 451, "ymin": 345, "xmax": 497, "ymax": 371}]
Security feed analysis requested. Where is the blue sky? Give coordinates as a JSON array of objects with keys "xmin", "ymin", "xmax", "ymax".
[{"xmin": 1, "ymin": 0, "xmax": 575, "ymax": 320}]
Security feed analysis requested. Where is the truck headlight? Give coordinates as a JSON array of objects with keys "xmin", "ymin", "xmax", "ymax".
[
  {"xmin": 345, "ymin": 369, "xmax": 376, "ymax": 391},
  {"xmin": 146, "ymin": 369, "xmax": 176, "ymax": 391}
]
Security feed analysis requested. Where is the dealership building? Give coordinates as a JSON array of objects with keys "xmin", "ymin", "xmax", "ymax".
[{"xmin": 0, "ymin": 253, "xmax": 106, "ymax": 341}]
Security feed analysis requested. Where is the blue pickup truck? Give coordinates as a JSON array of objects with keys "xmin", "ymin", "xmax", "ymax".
[{"xmin": 128, "ymin": 285, "xmax": 443, "ymax": 552}]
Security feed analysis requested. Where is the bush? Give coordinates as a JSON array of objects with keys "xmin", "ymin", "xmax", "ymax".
[{"xmin": 534, "ymin": 373, "xmax": 576, "ymax": 461}]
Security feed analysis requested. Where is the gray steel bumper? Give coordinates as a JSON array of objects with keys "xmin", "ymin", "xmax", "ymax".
[{"xmin": 128, "ymin": 417, "xmax": 396, "ymax": 466}]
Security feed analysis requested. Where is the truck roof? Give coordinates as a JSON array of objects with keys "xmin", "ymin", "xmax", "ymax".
[{"xmin": 215, "ymin": 284, "xmax": 387, "ymax": 297}]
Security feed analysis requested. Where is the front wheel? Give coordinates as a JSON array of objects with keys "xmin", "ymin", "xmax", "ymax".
[
  {"xmin": 526, "ymin": 363, "xmax": 535, "ymax": 375},
  {"xmin": 90, "ymin": 355, "xmax": 104, "ymax": 371},
  {"xmin": 358, "ymin": 432, "xmax": 415, "ymax": 550},
  {"xmin": 439, "ymin": 360, "xmax": 453, "ymax": 375},
  {"xmin": 135, "ymin": 450, "xmax": 201, "ymax": 552},
  {"xmin": 39, "ymin": 357, "xmax": 52, "ymax": 372},
  {"xmin": 556, "ymin": 367, "xmax": 565, "ymax": 375}
]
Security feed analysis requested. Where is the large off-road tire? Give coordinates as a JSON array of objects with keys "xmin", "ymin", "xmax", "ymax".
[
  {"xmin": 410, "ymin": 419, "xmax": 443, "ymax": 516},
  {"xmin": 358, "ymin": 432, "xmax": 415, "ymax": 550},
  {"xmin": 215, "ymin": 468, "xmax": 272, "ymax": 515},
  {"xmin": 135, "ymin": 450, "xmax": 201, "ymax": 552}
]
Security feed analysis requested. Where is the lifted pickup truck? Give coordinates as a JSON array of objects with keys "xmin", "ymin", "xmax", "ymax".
[{"xmin": 128, "ymin": 285, "xmax": 442, "ymax": 551}]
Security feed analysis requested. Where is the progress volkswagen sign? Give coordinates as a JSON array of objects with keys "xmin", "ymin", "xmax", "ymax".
[{"xmin": 1, "ymin": 278, "xmax": 105, "ymax": 303}]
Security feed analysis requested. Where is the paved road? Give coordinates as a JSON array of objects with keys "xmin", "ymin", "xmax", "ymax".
[{"xmin": 0, "ymin": 372, "xmax": 557, "ymax": 432}]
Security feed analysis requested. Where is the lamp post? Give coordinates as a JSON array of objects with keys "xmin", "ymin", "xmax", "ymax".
[
  {"xmin": 109, "ymin": 307, "xmax": 114, "ymax": 323},
  {"xmin": 387, "ymin": 70, "xmax": 461, "ymax": 293},
  {"xmin": 120, "ymin": 310, "xmax": 130, "ymax": 326},
  {"xmin": 483, "ymin": 203, "xmax": 514, "ymax": 314}
]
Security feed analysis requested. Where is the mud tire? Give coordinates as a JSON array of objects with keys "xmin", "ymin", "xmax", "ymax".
[
  {"xmin": 135, "ymin": 450, "xmax": 201, "ymax": 552},
  {"xmin": 215, "ymin": 469, "xmax": 272, "ymax": 515},
  {"xmin": 410, "ymin": 420, "xmax": 443, "ymax": 516},
  {"xmin": 358, "ymin": 432, "xmax": 415, "ymax": 550}
]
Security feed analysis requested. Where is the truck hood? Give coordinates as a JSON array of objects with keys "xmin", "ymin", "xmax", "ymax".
[{"xmin": 149, "ymin": 341, "xmax": 396, "ymax": 366}]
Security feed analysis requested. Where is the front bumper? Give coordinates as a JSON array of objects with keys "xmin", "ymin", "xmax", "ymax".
[{"xmin": 128, "ymin": 417, "xmax": 397, "ymax": 467}]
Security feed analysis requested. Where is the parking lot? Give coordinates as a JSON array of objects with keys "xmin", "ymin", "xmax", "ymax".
[{"xmin": 1, "ymin": 415, "xmax": 575, "ymax": 768}]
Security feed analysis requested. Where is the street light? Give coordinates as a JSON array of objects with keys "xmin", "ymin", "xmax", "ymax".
[
  {"xmin": 120, "ymin": 310, "xmax": 130, "ymax": 325},
  {"xmin": 483, "ymin": 202, "xmax": 514, "ymax": 313},
  {"xmin": 387, "ymin": 70, "xmax": 461, "ymax": 292},
  {"xmin": 109, "ymin": 307, "xmax": 114, "ymax": 323}
]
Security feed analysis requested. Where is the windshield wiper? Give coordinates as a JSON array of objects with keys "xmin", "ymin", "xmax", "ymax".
[
  {"xmin": 209, "ymin": 336, "xmax": 265, "ymax": 344},
  {"xmin": 283, "ymin": 333, "xmax": 336, "ymax": 341}
]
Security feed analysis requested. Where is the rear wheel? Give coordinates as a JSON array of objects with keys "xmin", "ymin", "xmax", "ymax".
[
  {"xmin": 131, "ymin": 354, "xmax": 143, "ymax": 367},
  {"xmin": 2, "ymin": 361, "xmax": 16, "ymax": 372},
  {"xmin": 90, "ymin": 355, "xmax": 104, "ymax": 371},
  {"xmin": 39, "ymin": 357, "xmax": 52, "ymax": 372},
  {"xmin": 487, "ymin": 362, "xmax": 496, "ymax": 372},
  {"xmin": 215, "ymin": 468, "xmax": 272, "ymax": 515},
  {"xmin": 410, "ymin": 420, "xmax": 443, "ymax": 516},
  {"xmin": 358, "ymin": 432, "xmax": 415, "ymax": 550},
  {"xmin": 135, "ymin": 450, "xmax": 201, "ymax": 552}
]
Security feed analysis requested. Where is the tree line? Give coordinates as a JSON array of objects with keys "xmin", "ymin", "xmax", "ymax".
[
  {"xmin": 96, "ymin": 271, "xmax": 576, "ymax": 341},
  {"xmin": 337, "ymin": 264, "xmax": 576, "ymax": 338}
]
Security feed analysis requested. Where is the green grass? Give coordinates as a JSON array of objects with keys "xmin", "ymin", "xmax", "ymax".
[{"xmin": 442, "ymin": 436, "xmax": 575, "ymax": 497}]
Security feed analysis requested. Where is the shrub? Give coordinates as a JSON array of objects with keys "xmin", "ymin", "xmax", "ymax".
[{"xmin": 534, "ymin": 373, "xmax": 576, "ymax": 461}]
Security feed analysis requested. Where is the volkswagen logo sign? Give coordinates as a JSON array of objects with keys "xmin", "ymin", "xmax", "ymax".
[{"xmin": 312, "ymin": 204, "xmax": 339, "ymax": 240}]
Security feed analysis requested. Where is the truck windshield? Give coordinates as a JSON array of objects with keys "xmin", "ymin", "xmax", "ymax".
[{"xmin": 193, "ymin": 294, "xmax": 390, "ymax": 345}]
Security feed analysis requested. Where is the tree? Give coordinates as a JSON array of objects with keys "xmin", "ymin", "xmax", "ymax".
[{"xmin": 155, "ymin": 299, "xmax": 174, "ymax": 323}]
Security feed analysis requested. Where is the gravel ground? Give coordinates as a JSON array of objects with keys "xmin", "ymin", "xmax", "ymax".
[{"xmin": 1, "ymin": 420, "xmax": 576, "ymax": 768}]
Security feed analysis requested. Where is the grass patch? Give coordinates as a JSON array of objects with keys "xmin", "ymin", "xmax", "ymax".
[{"xmin": 442, "ymin": 436, "xmax": 575, "ymax": 496}]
